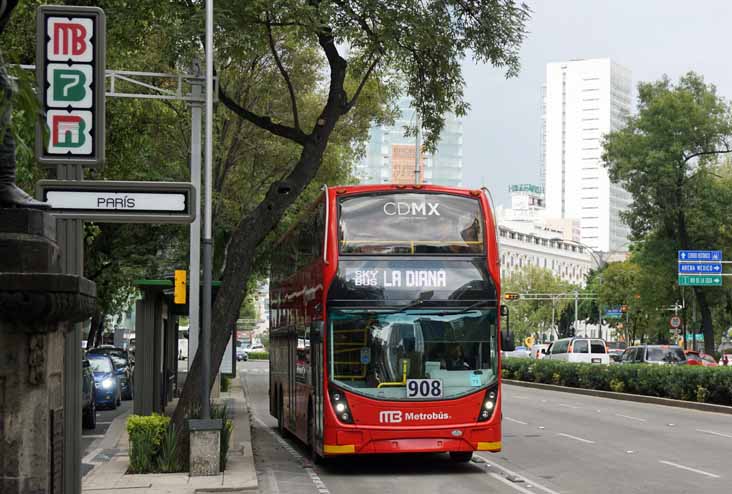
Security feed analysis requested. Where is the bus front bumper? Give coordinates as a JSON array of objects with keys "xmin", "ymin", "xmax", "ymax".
[{"xmin": 323, "ymin": 426, "xmax": 501, "ymax": 455}]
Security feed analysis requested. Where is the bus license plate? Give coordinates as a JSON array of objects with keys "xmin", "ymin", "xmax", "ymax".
[{"xmin": 406, "ymin": 379, "xmax": 443, "ymax": 398}]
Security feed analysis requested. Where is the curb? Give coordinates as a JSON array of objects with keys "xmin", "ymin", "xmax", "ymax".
[{"xmin": 504, "ymin": 379, "xmax": 732, "ymax": 415}]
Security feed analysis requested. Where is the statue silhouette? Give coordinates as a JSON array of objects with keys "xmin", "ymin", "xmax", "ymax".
[{"xmin": 0, "ymin": 0, "xmax": 49, "ymax": 209}]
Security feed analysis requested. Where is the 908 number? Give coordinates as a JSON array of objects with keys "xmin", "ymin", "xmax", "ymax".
[{"xmin": 406, "ymin": 379, "xmax": 443, "ymax": 398}]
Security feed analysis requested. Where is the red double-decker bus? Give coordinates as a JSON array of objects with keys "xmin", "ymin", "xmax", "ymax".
[{"xmin": 269, "ymin": 184, "xmax": 508, "ymax": 462}]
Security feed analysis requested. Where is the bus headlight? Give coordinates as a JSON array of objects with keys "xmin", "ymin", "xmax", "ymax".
[
  {"xmin": 477, "ymin": 387, "xmax": 497, "ymax": 422},
  {"xmin": 329, "ymin": 386, "xmax": 354, "ymax": 424}
]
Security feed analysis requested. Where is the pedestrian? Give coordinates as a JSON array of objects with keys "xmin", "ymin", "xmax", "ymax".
[{"xmin": 723, "ymin": 355, "xmax": 729, "ymax": 367}]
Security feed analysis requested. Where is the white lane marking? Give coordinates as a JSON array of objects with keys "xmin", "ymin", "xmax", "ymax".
[
  {"xmin": 556, "ymin": 433, "xmax": 595, "ymax": 444},
  {"xmin": 478, "ymin": 456, "xmax": 562, "ymax": 494},
  {"xmin": 504, "ymin": 417, "xmax": 528, "ymax": 425},
  {"xmin": 659, "ymin": 460, "xmax": 720, "ymax": 479},
  {"xmin": 82, "ymin": 434, "xmax": 105, "ymax": 439},
  {"xmin": 512, "ymin": 395, "xmax": 529, "ymax": 400},
  {"xmin": 253, "ymin": 415, "xmax": 331, "ymax": 494},
  {"xmin": 489, "ymin": 472, "xmax": 537, "ymax": 494},
  {"xmin": 615, "ymin": 413, "xmax": 647, "ymax": 422},
  {"xmin": 558, "ymin": 404, "xmax": 580, "ymax": 409},
  {"xmin": 696, "ymin": 428, "xmax": 732, "ymax": 439},
  {"xmin": 266, "ymin": 469, "xmax": 281, "ymax": 494},
  {"xmin": 81, "ymin": 447, "xmax": 103, "ymax": 465}
]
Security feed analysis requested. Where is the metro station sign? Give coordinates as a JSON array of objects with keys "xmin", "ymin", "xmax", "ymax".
[{"xmin": 36, "ymin": 6, "xmax": 106, "ymax": 168}]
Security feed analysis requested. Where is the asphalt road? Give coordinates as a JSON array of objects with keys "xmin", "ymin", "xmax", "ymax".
[
  {"xmin": 81, "ymin": 399, "xmax": 132, "ymax": 477},
  {"xmin": 242, "ymin": 360, "xmax": 732, "ymax": 494},
  {"xmin": 243, "ymin": 360, "xmax": 530, "ymax": 494}
]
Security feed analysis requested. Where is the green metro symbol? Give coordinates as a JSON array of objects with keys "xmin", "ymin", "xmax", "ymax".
[{"xmin": 52, "ymin": 69, "xmax": 87, "ymax": 102}]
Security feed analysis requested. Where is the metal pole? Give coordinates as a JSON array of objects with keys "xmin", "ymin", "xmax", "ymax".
[
  {"xmin": 574, "ymin": 290, "xmax": 579, "ymax": 334},
  {"xmin": 414, "ymin": 111, "xmax": 421, "ymax": 184},
  {"xmin": 60, "ymin": 163, "xmax": 83, "ymax": 494},
  {"xmin": 200, "ymin": 0, "xmax": 214, "ymax": 420},
  {"xmin": 188, "ymin": 74, "xmax": 202, "ymax": 372},
  {"xmin": 551, "ymin": 298, "xmax": 556, "ymax": 339}
]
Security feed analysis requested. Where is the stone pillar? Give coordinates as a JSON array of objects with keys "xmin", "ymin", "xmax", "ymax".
[
  {"xmin": 0, "ymin": 209, "xmax": 95, "ymax": 494},
  {"xmin": 188, "ymin": 419, "xmax": 222, "ymax": 476}
]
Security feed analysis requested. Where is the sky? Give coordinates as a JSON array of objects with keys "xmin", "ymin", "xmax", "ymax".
[{"xmin": 460, "ymin": 0, "xmax": 732, "ymax": 207}]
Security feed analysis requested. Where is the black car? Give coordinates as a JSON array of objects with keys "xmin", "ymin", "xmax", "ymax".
[{"xmin": 82, "ymin": 358, "xmax": 97, "ymax": 429}]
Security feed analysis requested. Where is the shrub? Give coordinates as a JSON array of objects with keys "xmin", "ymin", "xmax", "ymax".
[
  {"xmin": 502, "ymin": 357, "xmax": 732, "ymax": 407},
  {"xmin": 221, "ymin": 375, "xmax": 231, "ymax": 393},
  {"xmin": 127, "ymin": 414, "xmax": 170, "ymax": 473},
  {"xmin": 157, "ymin": 426, "xmax": 182, "ymax": 473},
  {"xmin": 211, "ymin": 403, "xmax": 234, "ymax": 471},
  {"xmin": 247, "ymin": 351, "xmax": 269, "ymax": 360}
]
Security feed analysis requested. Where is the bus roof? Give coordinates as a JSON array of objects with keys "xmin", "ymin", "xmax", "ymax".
[{"xmin": 326, "ymin": 184, "xmax": 486, "ymax": 197}]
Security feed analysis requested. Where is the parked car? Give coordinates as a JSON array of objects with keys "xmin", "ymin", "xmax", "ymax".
[
  {"xmin": 87, "ymin": 353, "xmax": 121, "ymax": 409},
  {"xmin": 620, "ymin": 345, "xmax": 687, "ymax": 365},
  {"xmin": 684, "ymin": 350, "xmax": 717, "ymax": 367},
  {"xmin": 236, "ymin": 346, "xmax": 249, "ymax": 362},
  {"xmin": 606, "ymin": 341, "xmax": 627, "ymax": 362},
  {"xmin": 530, "ymin": 343, "xmax": 550, "ymax": 359},
  {"xmin": 82, "ymin": 358, "xmax": 96, "ymax": 429},
  {"xmin": 110, "ymin": 354, "xmax": 134, "ymax": 400},
  {"xmin": 88, "ymin": 345, "xmax": 134, "ymax": 371},
  {"xmin": 543, "ymin": 338, "xmax": 610, "ymax": 364},
  {"xmin": 244, "ymin": 342, "xmax": 266, "ymax": 355}
]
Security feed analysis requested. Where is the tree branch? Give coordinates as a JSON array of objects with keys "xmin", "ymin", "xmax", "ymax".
[
  {"xmin": 218, "ymin": 86, "xmax": 309, "ymax": 146},
  {"xmin": 265, "ymin": 16, "xmax": 300, "ymax": 131},
  {"xmin": 345, "ymin": 55, "xmax": 380, "ymax": 112},
  {"xmin": 682, "ymin": 145, "xmax": 732, "ymax": 163}
]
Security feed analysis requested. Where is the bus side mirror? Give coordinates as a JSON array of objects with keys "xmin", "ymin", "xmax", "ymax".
[
  {"xmin": 310, "ymin": 321, "xmax": 323, "ymax": 344},
  {"xmin": 501, "ymin": 330, "xmax": 515, "ymax": 352}
]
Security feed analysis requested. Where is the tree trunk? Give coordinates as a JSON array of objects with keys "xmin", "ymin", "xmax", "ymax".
[
  {"xmin": 87, "ymin": 310, "xmax": 103, "ymax": 348},
  {"xmin": 693, "ymin": 288, "xmax": 715, "ymax": 354}
]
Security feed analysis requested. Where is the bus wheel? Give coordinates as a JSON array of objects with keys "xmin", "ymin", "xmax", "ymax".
[{"xmin": 449, "ymin": 451, "xmax": 473, "ymax": 463}]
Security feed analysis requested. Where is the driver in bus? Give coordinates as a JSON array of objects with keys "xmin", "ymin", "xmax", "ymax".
[{"xmin": 442, "ymin": 343, "xmax": 470, "ymax": 370}]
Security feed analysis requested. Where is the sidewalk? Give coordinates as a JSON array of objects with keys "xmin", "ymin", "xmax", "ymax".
[{"xmin": 82, "ymin": 376, "xmax": 258, "ymax": 493}]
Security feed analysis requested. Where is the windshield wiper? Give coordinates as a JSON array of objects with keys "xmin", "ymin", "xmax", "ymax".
[{"xmin": 393, "ymin": 299, "xmax": 425, "ymax": 313}]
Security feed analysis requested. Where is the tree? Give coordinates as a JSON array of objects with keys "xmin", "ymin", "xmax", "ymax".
[
  {"xmin": 169, "ymin": 0, "xmax": 531, "ymax": 438},
  {"xmin": 603, "ymin": 72, "xmax": 732, "ymax": 354},
  {"xmin": 503, "ymin": 266, "xmax": 573, "ymax": 342}
]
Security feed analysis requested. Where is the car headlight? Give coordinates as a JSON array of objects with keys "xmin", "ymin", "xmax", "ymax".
[{"xmin": 102, "ymin": 378, "xmax": 114, "ymax": 389}]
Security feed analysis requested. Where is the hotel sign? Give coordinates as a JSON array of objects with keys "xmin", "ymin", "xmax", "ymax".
[{"xmin": 36, "ymin": 5, "xmax": 106, "ymax": 168}]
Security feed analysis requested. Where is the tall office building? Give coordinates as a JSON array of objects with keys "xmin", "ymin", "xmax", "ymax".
[
  {"xmin": 542, "ymin": 58, "xmax": 633, "ymax": 253},
  {"xmin": 354, "ymin": 97, "xmax": 463, "ymax": 186}
]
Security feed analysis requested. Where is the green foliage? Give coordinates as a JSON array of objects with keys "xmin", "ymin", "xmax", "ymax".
[
  {"xmin": 127, "ymin": 414, "xmax": 171, "ymax": 473},
  {"xmin": 157, "ymin": 426, "xmax": 183, "ymax": 473},
  {"xmin": 502, "ymin": 358, "xmax": 732, "ymax": 406},
  {"xmin": 247, "ymin": 351, "xmax": 269, "ymax": 360},
  {"xmin": 220, "ymin": 375, "xmax": 231, "ymax": 393},
  {"xmin": 603, "ymin": 72, "xmax": 732, "ymax": 352},
  {"xmin": 503, "ymin": 266, "xmax": 575, "ymax": 341},
  {"xmin": 210, "ymin": 403, "xmax": 233, "ymax": 472}
]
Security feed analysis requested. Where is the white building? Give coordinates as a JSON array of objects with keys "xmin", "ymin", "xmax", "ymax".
[
  {"xmin": 354, "ymin": 97, "xmax": 463, "ymax": 186},
  {"xmin": 498, "ymin": 227, "xmax": 594, "ymax": 286},
  {"xmin": 497, "ymin": 184, "xmax": 594, "ymax": 285},
  {"xmin": 542, "ymin": 58, "xmax": 633, "ymax": 253}
]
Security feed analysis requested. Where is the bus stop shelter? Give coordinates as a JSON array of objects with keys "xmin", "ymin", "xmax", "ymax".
[{"xmin": 132, "ymin": 279, "xmax": 223, "ymax": 415}]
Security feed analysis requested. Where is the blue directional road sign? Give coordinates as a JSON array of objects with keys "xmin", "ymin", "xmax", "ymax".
[
  {"xmin": 678, "ymin": 250, "xmax": 722, "ymax": 261},
  {"xmin": 678, "ymin": 262, "xmax": 722, "ymax": 274},
  {"xmin": 605, "ymin": 308, "xmax": 623, "ymax": 319}
]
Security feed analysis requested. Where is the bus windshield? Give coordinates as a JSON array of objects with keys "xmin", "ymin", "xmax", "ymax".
[
  {"xmin": 328, "ymin": 308, "xmax": 498, "ymax": 400},
  {"xmin": 339, "ymin": 193, "xmax": 484, "ymax": 255}
]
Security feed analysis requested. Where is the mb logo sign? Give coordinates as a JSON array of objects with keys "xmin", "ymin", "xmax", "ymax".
[{"xmin": 36, "ymin": 6, "xmax": 105, "ymax": 167}]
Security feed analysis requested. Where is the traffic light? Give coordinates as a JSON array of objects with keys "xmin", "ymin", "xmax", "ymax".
[
  {"xmin": 504, "ymin": 292, "xmax": 520, "ymax": 301},
  {"xmin": 174, "ymin": 270, "xmax": 187, "ymax": 304}
]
